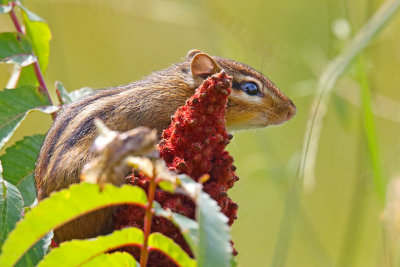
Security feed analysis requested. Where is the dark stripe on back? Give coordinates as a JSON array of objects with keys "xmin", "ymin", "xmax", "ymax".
[
  {"xmin": 47, "ymin": 110, "xmax": 109, "ymax": 182},
  {"xmin": 41, "ymin": 88, "xmax": 123, "ymax": 166},
  {"xmin": 63, "ymin": 110, "xmax": 109, "ymax": 150}
]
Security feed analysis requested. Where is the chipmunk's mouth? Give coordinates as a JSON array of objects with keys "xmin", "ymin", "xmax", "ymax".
[{"xmin": 286, "ymin": 100, "xmax": 297, "ymax": 121}]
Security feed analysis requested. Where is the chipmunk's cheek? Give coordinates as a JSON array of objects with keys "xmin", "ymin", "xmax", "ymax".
[{"xmin": 225, "ymin": 111, "xmax": 254, "ymax": 130}]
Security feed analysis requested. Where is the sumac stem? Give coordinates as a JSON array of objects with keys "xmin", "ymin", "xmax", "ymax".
[
  {"xmin": 9, "ymin": 3, "xmax": 56, "ymax": 120},
  {"xmin": 140, "ymin": 164, "xmax": 157, "ymax": 266}
]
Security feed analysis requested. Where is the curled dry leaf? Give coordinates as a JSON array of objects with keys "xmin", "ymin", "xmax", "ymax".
[{"xmin": 80, "ymin": 119, "xmax": 158, "ymax": 187}]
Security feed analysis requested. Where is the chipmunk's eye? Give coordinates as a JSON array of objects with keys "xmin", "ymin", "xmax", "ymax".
[{"xmin": 241, "ymin": 82, "xmax": 259, "ymax": 96}]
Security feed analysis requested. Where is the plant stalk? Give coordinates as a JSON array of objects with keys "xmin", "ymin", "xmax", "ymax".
[
  {"xmin": 140, "ymin": 164, "xmax": 157, "ymax": 266},
  {"xmin": 9, "ymin": 3, "xmax": 56, "ymax": 120}
]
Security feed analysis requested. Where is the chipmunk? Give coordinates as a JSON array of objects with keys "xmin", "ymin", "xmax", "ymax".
[{"xmin": 35, "ymin": 49, "xmax": 296, "ymax": 243}]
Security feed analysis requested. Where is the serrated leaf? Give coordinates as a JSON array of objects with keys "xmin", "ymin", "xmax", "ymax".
[
  {"xmin": 20, "ymin": 5, "xmax": 51, "ymax": 72},
  {"xmin": 0, "ymin": 33, "xmax": 35, "ymax": 66},
  {"xmin": 82, "ymin": 252, "xmax": 138, "ymax": 267},
  {"xmin": 56, "ymin": 83, "xmax": 94, "ymax": 105},
  {"xmin": 0, "ymin": 135, "xmax": 45, "ymax": 206},
  {"xmin": 37, "ymin": 228, "xmax": 144, "ymax": 267},
  {"xmin": 68, "ymin": 87, "xmax": 94, "ymax": 102},
  {"xmin": 16, "ymin": 231, "xmax": 53, "ymax": 267},
  {"xmin": 148, "ymin": 233, "xmax": 196, "ymax": 267},
  {"xmin": 0, "ymin": 183, "xmax": 148, "ymax": 267},
  {"xmin": 176, "ymin": 176, "xmax": 232, "ymax": 265},
  {"xmin": 197, "ymin": 192, "xmax": 232, "ymax": 267},
  {"xmin": 55, "ymin": 81, "xmax": 72, "ymax": 104},
  {"xmin": 154, "ymin": 201, "xmax": 199, "ymax": 256},
  {"xmin": 0, "ymin": 85, "xmax": 57, "ymax": 150},
  {"xmin": 0, "ymin": 162, "xmax": 24, "ymax": 247},
  {"xmin": 178, "ymin": 176, "xmax": 232, "ymax": 267}
]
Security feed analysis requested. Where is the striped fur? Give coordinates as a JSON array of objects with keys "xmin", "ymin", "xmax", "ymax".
[{"xmin": 35, "ymin": 51, "xmax": 296, "ymax": 242}]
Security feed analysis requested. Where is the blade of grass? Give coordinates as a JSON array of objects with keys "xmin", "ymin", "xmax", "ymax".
[
  {"xmin": 338, "ymin": 128, "xmax": 370, "ymax": 267},
  {"xmin": 271, "ymin": 1, "xmax": 400, "ymax": 266},
  {"xmin": 297, "ymin": 205, "xmax": 334, "ymax": 267},
  {"xmin": 302, "ymin": 0, "xmax": 399, "ymax": 191},
  {"xmin": 357, "ymin": 56, "xmax": 385, "ymax": 203},
  {"xmin": 357, "ymin": 56, "xmax": 391, "ymax": 266}
]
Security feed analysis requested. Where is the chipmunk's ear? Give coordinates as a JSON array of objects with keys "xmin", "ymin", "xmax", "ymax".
[
  {"xmin": 190, "ymin": 52, "xmax": 220, "ymax": 78},
  {"xmin": 186, "ymin": 49, "xmax": 203, "ymax": 59}
]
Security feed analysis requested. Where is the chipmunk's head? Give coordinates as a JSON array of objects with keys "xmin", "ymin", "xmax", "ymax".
[{"xmin": 186, "ymin": 49, "xmax": 296, "ymax": 130}]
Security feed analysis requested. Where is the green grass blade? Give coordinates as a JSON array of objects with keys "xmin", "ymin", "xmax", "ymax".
[
  {"xmin": 271, "ymin": 0, "xmax": 400, "ymax": 266},
  {"xmin": 302, "ymin": 0, "xmax": 400, "ymax": 193},
  {"xmin": 356, "ymin": 57, "xmax": 385, "ymax": 203}
]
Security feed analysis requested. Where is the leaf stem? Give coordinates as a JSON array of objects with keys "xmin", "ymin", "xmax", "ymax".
[
  {"xmin": 9, "ymin": 2, "xmax": 56, "ymax": 120},
  {"xmin": 140, "ymin": 164, "xmax": 157, "ymax": 266},
  {"xmin": 9, "ymin": 5, "xmax": 23, "ymax": 33}
]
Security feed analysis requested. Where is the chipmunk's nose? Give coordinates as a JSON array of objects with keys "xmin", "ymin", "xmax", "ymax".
[{"xmin": 286, "ymin": 100, "xmax": 297, "ymax": 121}]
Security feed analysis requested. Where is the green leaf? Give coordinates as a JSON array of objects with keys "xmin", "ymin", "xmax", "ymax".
[
  {"xmin": 55, "ymin": 82, "xmax": 72, "ymax": 105},
  {"xmin": 16, "ymin": 231, "xmax": 53, "ymax": 267},
  {"xmin": 56, "ymin": 82, "xmax": 94, "ymax": 105},
  {"xmin": 0, "ymin": 33, "xmax": 34, "ymax": 66},
  {"xmin": 148, "ymin": 233, "xmax": 196, "ymax": 267},
  {"xmin": 231, "ymin": 257, "xmax": 238, "ymax": 267},
  {"xmin": 154, "ymin": 201, "xmax": 199, "ymax": 256},
  {"xmin": 197, "ymin": 191, "xmax": 231, "ymax": 267},
  {"xmin": 0, "ymin": 85, "xmax": 57, "ymax": 150},
  {"xmin": 0, "ymin": 0, "xmax": 16, "ymax": 5},
  {"xmin": 20, "ymin": 5, "xmax": 51, "ymax": 73},
  {"xmin": 178, "ymin": 175, "xmax": 232, "ymax": 267},
  {"xmin": 15, "ymin": 65, "xmax": 38, "ymax": 87},
  {"xmin": 0, "ymin": 3, "xmax": 12, "ymax": 14},
  {"xmin": 67, "ymin": 87, "xmax": 94, "ymax": 103},
  {"xmin": 0, "ymin": 135, "xmax": 45, "ymax": 206},
  {"xmin": 0, "ymin": 162, "xmax": 23, "ymax": 248},
  {"xmin": 82, "ymin": 252, "xmax": 138, "ymax": 267},
  {"xmin": 37, "ymin": 228, "xmax": 143, "ymax": 267},
  {"xmin": 6, "ymin": 5, "xmax": 52, "ymax": 88},
  {"xmin": 18, "ymin": 4, "xmax": 45, "ymax": 22},
  {"xmin": 6, "ymin": 64, "xmax": 37, "ymax": 89},
  {"xmin": 0, "ymin": 183, "xmax": 148, "ymax": 267}
]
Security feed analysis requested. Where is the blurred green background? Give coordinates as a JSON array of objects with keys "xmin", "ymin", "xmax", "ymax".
[{"xmin": 1, "ymin": 0, "xmax": 400, "ymax": 266}]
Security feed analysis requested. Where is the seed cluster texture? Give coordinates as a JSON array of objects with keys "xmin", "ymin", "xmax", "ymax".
[{"xmin": 114, "ymin": 71, "xmax": 239, "ymax": 266}]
